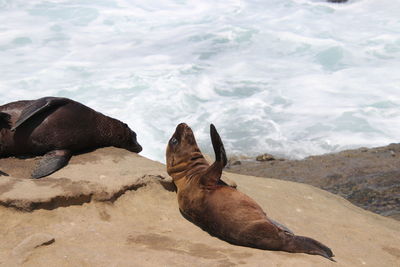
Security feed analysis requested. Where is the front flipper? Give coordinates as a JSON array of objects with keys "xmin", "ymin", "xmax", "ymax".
[
  {"xmin": 0, "ymin": 170, "xmax": 9, "ymax": 176},
  {"xmin": 11, "ymin": 97, "xmax": 69, "ymax": 131},
  {"xmin": 210, "ymin": 124, "xmax": 227, "ymax": 166},
  {"xmin": 32, "ymin": 149, "xmax": 72, "ymax": 179},
  {"xmin": 200, "ymin": 124, "xmax": 228, "ymax": 187}
]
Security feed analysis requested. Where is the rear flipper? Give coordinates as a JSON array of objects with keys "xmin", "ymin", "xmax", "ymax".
[
  {"xmin": 282, "ymin": 234, "xmax": 335, "ymax": 261},
  {"xmin": 11, "ymin": 97, "xmax": 68, "ymax": 131},
  {"xmin": 32, "ymin": 149, "xmax": 72, "ymax": 179}
]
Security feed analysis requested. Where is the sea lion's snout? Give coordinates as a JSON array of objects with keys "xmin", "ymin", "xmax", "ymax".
[
  {"xmin": 166, "ymin": 122, "xmax": 200, "ymax": 169},
  {"xmin": 128, "ymin": 133, "xmax": 142, "ymax": 153},
  {"xmin": 175, "ymin": 123, "xmax": 197, "ymax": 146},
  {"xmin": 175, "ymin": 122, "xmax": 189, "ymax": 136},
  {"xmin": 119, "ymin": 127, "xmax": 142, "ymax": 153},
  {"xmin": 132, "ymin": 142, "xmax": 142, "ymax": 153},
  {"xmin": 169, "ymin": 123, "xmax": 192, "ymax": 147},
  {"xmin": 168, "ymin": 123, "xmax": 187, "ymax": 149}
]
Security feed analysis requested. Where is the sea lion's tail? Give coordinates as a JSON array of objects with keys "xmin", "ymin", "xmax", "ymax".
[{"xmin": 283, "ymin": 234, "xmax": 335, "ymax": 261}]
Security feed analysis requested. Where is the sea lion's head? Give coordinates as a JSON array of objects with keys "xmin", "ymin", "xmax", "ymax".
[
  {"xmin": 166, "ymin": 123, "xmax": 203, "ymax": 175},
  {"xmin": 115, "ymin": 123, "xmax": 142, "ymax": 153}
]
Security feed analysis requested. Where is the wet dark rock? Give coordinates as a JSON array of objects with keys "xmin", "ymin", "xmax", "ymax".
[{"xmin": 227, "ymin": 144, "xmax": 400, "ymax": 220}]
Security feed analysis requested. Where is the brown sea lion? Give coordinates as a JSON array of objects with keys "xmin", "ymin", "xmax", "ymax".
[
  {"xmin": 0, "ymin": 97, "xmax": 142, "ymax": 178},
  {"xmin": 166, "ymin": 123, "xmax": 335, "ymax": 261}
]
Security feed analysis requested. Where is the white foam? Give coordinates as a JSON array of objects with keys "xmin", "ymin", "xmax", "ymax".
[{"xmin": 1, "ymin": 0, "xmax": 399, "ymax": 162}]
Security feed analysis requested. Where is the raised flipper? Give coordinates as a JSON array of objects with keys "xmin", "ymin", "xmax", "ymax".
[
  {"xmin": 210, "ymin": 124, "xmax": 227, "ymax": 166},
  {"xmin": 32, "ymin": 149, "xmax": 72, "ymax": 179},
  {"xmin": 0, "ymin": 112, "xmax": 11, "ymax": 129},
  {"xmin": 11, "ymin": 97, "xmax": 69, "ymax": 131},
  {"xmin": 200, "ymin": 124, "xmax": 227, "ymax": 186}
]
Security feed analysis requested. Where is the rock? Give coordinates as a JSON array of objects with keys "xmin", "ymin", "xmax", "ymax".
[
  {"xmin": 226, "ymin": 155, "xmax": 255, "ymax": 169},
  {"xmin": 0, "ymin": 147, "xmax": 167, "ymax": 211},
  {"xmin": 0, "ymin": 148, "xmax": 399, "ymax": 266},
  {"xmin": 228, "ymin": 144, "xmax": 400, "ymax": 220},
  {"xmin": 256, "ymin": 153, "xmax": 276, "ymax": 161},
  {"xmin": 231, "ymin": 160, "xmax": 241, "ymax": 166},
  {"xmin": 327, "ymin": 0, "xmax": 348, "ymax": 3},
  {"xmin": 12, "ymin": 233, "xmax": 55, "ymax": 264}
]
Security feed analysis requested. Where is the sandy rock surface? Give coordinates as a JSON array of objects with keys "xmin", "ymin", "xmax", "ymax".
[
  {"xmin": 0, "ymin": 148, "xmax": 167, "ymax": 210},
  {"xmin": 0, "ymin": 148, "xmax": 399, "ymax": 266}
]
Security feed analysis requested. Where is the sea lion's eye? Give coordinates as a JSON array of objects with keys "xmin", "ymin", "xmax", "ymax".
[{"xmin": 170, "ymin": 137, "xmax": 178, "ymax": 145}]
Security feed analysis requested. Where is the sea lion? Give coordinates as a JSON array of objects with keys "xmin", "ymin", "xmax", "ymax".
[
  {"xmin": 166, "ymin": 123, "xmax": 335, "ymax": 261},
  {"xmin": 0, "ymin": 97, "xmax": 142, "ymax": 178}
]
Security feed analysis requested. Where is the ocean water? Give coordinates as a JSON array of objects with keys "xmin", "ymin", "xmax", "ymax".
[{"xmin": 0, "ymin": 0, "xmax": 399, "ymax": 162}]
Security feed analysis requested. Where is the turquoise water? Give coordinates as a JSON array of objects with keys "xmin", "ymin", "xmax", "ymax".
[{"xmin": 1, "ymin": 0, "xmax": 399, "ymax": 162}]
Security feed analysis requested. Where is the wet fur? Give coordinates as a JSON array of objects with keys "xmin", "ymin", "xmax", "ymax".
[
  {"xmin": 166, "ymin": 123, "xmax": 335, "ymax": 261},
  {"xmin": 0, "ymin": 97, "xmax": 142, "ymax": 177}
]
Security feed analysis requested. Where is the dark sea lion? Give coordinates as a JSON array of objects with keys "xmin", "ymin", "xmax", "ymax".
[
  {"xmin": 166, "ymin": 123, "xmax": 335, "ymax": 261},
  {"xmin": 0, "ymin": 97, "xmax": 142, "ymax": 178}
]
